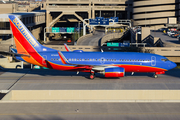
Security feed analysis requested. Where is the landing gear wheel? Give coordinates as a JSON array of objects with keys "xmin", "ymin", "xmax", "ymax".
[{"xmin": 153, "ymin": 74, "xmax": 158, "ymax": 78}]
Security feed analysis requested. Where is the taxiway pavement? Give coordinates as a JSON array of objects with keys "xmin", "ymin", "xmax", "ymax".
[
  {"xmin": 0, "ymin": 69, "xmax": 180, "ymax": 91},
  {"xmin": 0, "ymin": 102, "xmax": 180, "ymax": 120}
]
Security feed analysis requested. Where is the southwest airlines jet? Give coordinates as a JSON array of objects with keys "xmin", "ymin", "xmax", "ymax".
[{"xmin": 8, "ymin": 15, "xmax": 177, "ymax": 79}]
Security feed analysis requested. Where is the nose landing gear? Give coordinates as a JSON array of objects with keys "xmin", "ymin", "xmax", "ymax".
[
  {"xmin": 89, "ymin": 70, "xmax": 95, "ymax": 79},
  {"xmin": 153, "ymin": 71, "xmax": 165, "ymax": 78},
  {"xmin": 153, "ymin": 74, "xmax": 158, "ymax": 78}
]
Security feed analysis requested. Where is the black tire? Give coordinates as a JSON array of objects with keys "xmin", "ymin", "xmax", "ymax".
[{"xmin": 153, "ymin": 74, "xmax": 158, "ymax": 78}]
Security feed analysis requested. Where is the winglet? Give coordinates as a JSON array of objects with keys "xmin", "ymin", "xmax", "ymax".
[
  {"xmin": 64, "ymin": 43, "xmax": 71, "ymax": 52},
  {"xmin": 58, "ymin": 51, "xmax": 69, "ymax": 64}
]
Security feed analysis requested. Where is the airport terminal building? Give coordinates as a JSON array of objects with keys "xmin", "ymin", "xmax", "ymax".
[
  {"xmin": 0, "ymin": 0, "xmax": 180, "ymax": 47},
  {"xmin": 133, "ymin": 0, "xmax": 180, "ymax": 28},
  {"xmin": 46, "ymin": 0, "xmax": 180, "ymax": 28}
]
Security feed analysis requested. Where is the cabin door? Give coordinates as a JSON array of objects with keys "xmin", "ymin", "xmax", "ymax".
[{"xmin": 151, "ymin": 56, "xmax": 156, "ymax": 66}]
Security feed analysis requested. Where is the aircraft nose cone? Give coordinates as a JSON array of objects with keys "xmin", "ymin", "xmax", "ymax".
[{"xmin": 170, "ymin": 62, "xmax": 177, "ymax": 69}]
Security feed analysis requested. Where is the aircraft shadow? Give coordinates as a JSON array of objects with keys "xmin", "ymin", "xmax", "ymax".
[{"xmin": 1, "ymin": 68, "xmax": 180, "ymax": 79}]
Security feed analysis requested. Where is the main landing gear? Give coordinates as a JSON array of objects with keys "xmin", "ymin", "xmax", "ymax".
[{"xmin": 89, "ymin": 70, "xmax": 95, "ymax": 79}]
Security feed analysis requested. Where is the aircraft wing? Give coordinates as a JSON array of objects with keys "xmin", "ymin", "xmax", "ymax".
[{"xmin": 58, "ymin": 51, "xmax": 117, "ymax": 71}]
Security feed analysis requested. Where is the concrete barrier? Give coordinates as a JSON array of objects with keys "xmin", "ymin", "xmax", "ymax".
[
  {"xmin": 101, "ymin": 32, "xmax": 123, "ymax": 46},
  {"xmin": 2, "ymin": 90, "xmax": 180, "ymax": 102}
]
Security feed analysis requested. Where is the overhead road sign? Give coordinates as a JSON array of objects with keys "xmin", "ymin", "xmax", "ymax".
[
  {"xmin": 107, "ymin": 43, "xmax": 119, "ymax": 47},
  {"xmin": 119, "ymin": 43, "xmax": 130, "ymax": 47},
  {"xmin": 89, "ymin": 19, "xmax": 99, "ymax": 25},
  {"xmin": 96, "ymin": 17, "xmax": 104, "ymax": 22},
  {"xmin": 100, "ymin": 18, "xmax": 109, "ymax": 25},
  {"xmin": 110, "ymin": 17, "xmax": 119, "ymax": 22},
  {"xmin": 52, "ymin": 27, "xmax": 59, "ymax": 33},
  {"xmin": 107, "ymin": 43, "xmax": 130, "ymax": 47},
  {"xmin": 59, "ymin": 27, "xmax": 67, "ymax": 32},
  {"xmin": 67, "ymin": 27, "xmax": 75, "ymax": 33}
]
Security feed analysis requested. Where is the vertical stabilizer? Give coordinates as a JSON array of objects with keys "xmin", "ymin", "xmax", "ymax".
[
  {"xmin": 9, "ymin": 15, "xmax": 42, "ymax": 54},
  {"xmin": 8, "ymin": 15, "xmax": 50, "ymax": 66}
]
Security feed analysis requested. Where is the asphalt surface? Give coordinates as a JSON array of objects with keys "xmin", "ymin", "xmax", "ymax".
[
  {"xmin": 151, "ymin": 31, "xmax": 180, "ymax": 47},
  {"xmin": 0, "ymin": 69, "xmax": 180, "ymax": 91},
  {"xmin": 0, "ymin": 69, "xmax": 180, "ymax": 120},
  {"xmin": 77, "ymin": 30, "xmax": 105, "ymax": 46},
  {"xmin": 0, "ymin": 102, "xmax": 180, "ymax": 120}
]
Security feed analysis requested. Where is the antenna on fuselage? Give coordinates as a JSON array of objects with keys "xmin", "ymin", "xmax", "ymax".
[{"xmin": 101, "ymin": 49, "xmax": 103, "ymax": 52}]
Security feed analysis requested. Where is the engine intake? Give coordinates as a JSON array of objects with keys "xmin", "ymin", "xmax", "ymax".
[{"xmin": 104, "ymin": 67, "xmax": 125, "ymax": 78}]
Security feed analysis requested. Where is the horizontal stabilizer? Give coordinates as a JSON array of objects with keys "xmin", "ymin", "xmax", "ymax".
[{"xmin": 0, "ymin": 51, "xmax": 30, "ymax": 57}]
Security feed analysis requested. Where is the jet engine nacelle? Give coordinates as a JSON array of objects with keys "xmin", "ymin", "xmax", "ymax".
[{"xmin": 103, "ymin": 67, "xmax": 125, "ymax": 78}]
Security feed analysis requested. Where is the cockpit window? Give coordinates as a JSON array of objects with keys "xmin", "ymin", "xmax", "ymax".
[{"xmin": 161, "ymin": 58, "xmax": 169, "ymax": 62}]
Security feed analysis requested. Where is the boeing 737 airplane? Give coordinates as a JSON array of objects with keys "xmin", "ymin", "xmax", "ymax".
[{"xmin": 8, "ymin": 15, "xmax": 177, "ymax": 79}]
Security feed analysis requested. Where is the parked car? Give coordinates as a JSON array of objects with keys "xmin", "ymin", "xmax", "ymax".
[
  {"xmin": 168, "ymin": 31, "xmax": 176, "ymax": 37},
  {"xmin": 166, "ymin": 30, "xmax": 171, "ymax": 35},
  {"xmin": 171, "ymin": 31, "xmax": 179, "ymax": 38}
]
